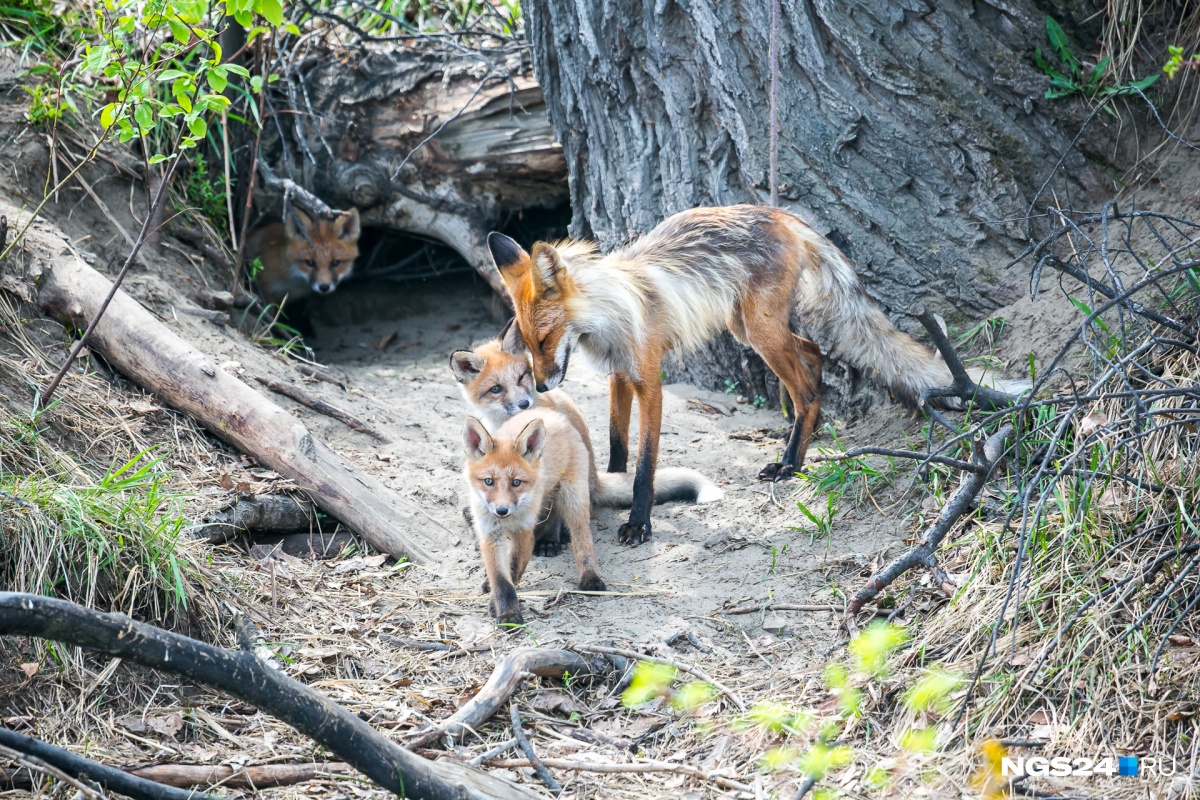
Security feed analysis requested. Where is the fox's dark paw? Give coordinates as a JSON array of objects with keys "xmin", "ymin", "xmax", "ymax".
[
  {"xmin": 494, "ymin": 608, "xmax": 525, "ymax": 627},
  {"xmin": 617, "ymin": 520, "xmax": 652, "ymax": 546},
  {"xmin": 579, "ymin": 572, "xmax": 607, "ymax": 592},
  {"xmin": 757, "ymin": 462, "xmax": 798, "ymax": 482},
  {"xmin": 533, "ymin": 538, "xmax": 562, "ymax": 557},
  {"xmin": 481, "ymin": 577, "xmax": 490, "ymax": 593}
]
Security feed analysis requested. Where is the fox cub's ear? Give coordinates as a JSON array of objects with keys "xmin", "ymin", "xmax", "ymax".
[
  {"xmin": 463, "ymin": 417, "xmax": 494, "ymax": 460},
  {"xmin": 498, "ymin": 318, "xmax": 528, "ymax": 355},
  {"xmin": 487, "ymin": 232, "xmax": 529, "ymax": 274},
  {"xmin": 515, "ymin": 418, "xmax": 546, "ymax": 462},
  {"xmin": 450, "ymin": 350, "xmax": 485, "ymax": 383},
  {"xmin": 335, "ymin": 208, "xmax": 361, "ymax": 242},
  {"xmin": 530, "ymin": 243, "xmax": 568, "ymax": 294},
  {"xmin": 284, "ymin": 207, "xmax": 315, "ymax": 241}
]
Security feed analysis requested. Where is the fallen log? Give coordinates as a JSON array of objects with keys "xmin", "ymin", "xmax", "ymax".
[
  {"xmin": 195, "ymin": 494, "xmax": 319, "ymax": 545},
  {"xmin": 0, "ymin": 592, "xmax": 542, "ymax": 800},
  {"xmin": 18, "ymin": 210, "xmax": 446, "ymax": 564}
]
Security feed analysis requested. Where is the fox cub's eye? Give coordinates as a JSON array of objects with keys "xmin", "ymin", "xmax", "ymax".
[
  {"xmin": 489, "ymin": 386, "xmax": 503, "ymax": 394},
  {"xmin": 305, "ymin": 259, "xmax": 315, "ymax": 267},
  {"xmin": 483, "ymin": 477, "xmax": 494, "ymax": 486},
  {"xmin": 330, "ymin": 260, "xmax": 340, "ymax": 268},
  {"xmin": 511, "ymin": 479, "xmax": 521, "ymax": 487}
]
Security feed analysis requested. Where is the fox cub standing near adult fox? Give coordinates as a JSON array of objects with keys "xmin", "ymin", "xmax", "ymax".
[
  {"xmin": 486, "ymin": 204, "xmax": 1028, "ymax": 546},
  {"xmin": 456, "ymin": 324, "xmax": 722, "ymax": 624},
  {"xmin": 248, "ymin": 207, "xmax": 361, "ymax": 308},
  {"xmin": 463, "ymin": 411, "xmax": 604, "ymax": 625}
]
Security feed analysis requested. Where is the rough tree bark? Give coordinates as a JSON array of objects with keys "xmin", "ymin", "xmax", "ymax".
[
  {"xmin": 524, "ymin": 0, "xmax": 1106, "ymax": 409},
  {"xmin": 259, "ymin": 46, "xmax": 567, "ymax": 295}
]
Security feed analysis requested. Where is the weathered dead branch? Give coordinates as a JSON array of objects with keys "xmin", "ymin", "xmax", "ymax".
[
  {"xmin": 407, "ymin": 648, "xmax": 622, "ymax": 748},
  {"xmin": 846, "ymin": 424, "xmax": 1013, "ymax": 619},
  {"xmin": 0, "ymin": 727, "xmax": 215, "ymax": 800},
  {"xmin": 123, "ymin": 762, "xmax": 354, "ymax": 790},
  {"xmin": 0, "ymin": 592, "xmax": 541, "ymax": 800}
]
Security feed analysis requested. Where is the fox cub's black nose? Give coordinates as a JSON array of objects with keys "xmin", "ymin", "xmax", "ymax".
[
  {"xmin": 536, "ymin": 383, "xmax": 548, "ymax": 393},
  {"xmin": 315, "ymin": 282, "xmax": 333, "ymax": 293},
  {"xmin": 518, "ymin": 399, "xmax": 531, "ymax": 410},
  {"xmin": 495, "ymin": 506, "xmax": 510, "ymax": 517}
]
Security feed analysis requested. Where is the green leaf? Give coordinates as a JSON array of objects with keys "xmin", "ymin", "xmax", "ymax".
[
  {"xmin": 99, "ymin": 103, "xmax": 118, "ymax": 129},
  {"xmin": 148, "ymin": 153, "xmax": 169, "ymax": 165},
  {"xmin": 168, "ymin": 16, "xmax": 190, "ymax": 43},
  {"xmin": 1045, "ymin": 16, "xmax": 1078, "ymax": 74},
  {"xmin": 176, "ymin": 93, "xmax": 193, "ymax": 112},
  {"xmin": 1127, "ymin": 74, "xmax": 1159, "ymax": 91},
  {"xmin": 233, "ymin": 9, "xmax": 253, "ymax": 27},
  {"xmin": 157, "ymin": 68, "xmax": 189, "ymax": 82},
  {"xmin": 223, "ymin": 63, "xmax": 251, "ymax": 78},
  {"xmin": 188, "ymin": 116, "xmax": 207, "ymax": 137},
  {"xmin": 206, "ymin": 67, "xmax": 228, "ymax": 92},
  {"xmin": 284, "ymin": 22, "xmax": 300, "ymax": 35},
  {"xmin": 134, "ymin": 102, "xmax": 154, "ymax": 130},
  {"xmin": 250, "ymin": 75, "xmax": 263, "ymax": 92},
  {"xmin": 256, "ymin": 0, "xmax": 283, "ymax": 26},
  {"xmin": 1087, "ymin": 55, "xmax": 1111, "ymax": 90}
]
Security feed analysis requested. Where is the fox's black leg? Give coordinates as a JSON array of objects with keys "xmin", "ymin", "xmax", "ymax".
[
  {"xmin": 608, "ymin": 374, "xmax": 633, "ymax": 472},
  {"xmin": 532, "ymin": 506, "xmax": 564, "ymax": 557},
  {"xmin": 617, "ymin": 379, "xmax": 660, "ymax": 546}
]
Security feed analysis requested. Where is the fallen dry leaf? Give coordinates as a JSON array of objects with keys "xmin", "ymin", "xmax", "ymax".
[
  {"xmin": 1077, "ymin": 410, "xmax": 1108, "ymax": 438},
  {"xmin": 19, "ymin": 662, "xmax": 39, "ymax": 678}
]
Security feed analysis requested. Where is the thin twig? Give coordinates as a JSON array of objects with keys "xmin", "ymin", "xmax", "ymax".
[
  {"xmin": 484, "ymin": 757, "xmax": 753, "ymax": 794},
  {"xmin": 254, "ymin": 375, "xmax": 389, "ymax": 441},
  {"xmin": 509, "ymin": 704, "xmax": 560, "ymax": 795},
  {"xmin": 41, "ymin": 154, "xmax": 185, "ymax": 407}
]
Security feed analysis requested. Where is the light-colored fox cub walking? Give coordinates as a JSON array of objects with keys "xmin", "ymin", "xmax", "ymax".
[{"xmin": 463, "ymin": 410, "xmax": 604, "ymax": 625}]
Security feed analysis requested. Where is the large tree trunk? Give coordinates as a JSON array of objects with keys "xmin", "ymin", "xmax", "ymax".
[{"xmin": 524, "ymin": 0, "xmax": 1107, "ymax": 409}]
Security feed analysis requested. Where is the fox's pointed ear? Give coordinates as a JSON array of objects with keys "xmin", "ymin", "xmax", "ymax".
[
  {"xmin": 284, "ymin": 207, "xmax": 314, "ymax": 241},
  {"xmin": 498, "ymin": 318, "xmax": 527, "ymax": 355},
  {"xmin": 463, "ymin": 417, "xmax": 494, "ymax": 460},
  {"xmin": 530, "ymin": 242, "xmax": 567, "ymax": 293},
  {"xmin": 515, "ymin": 418, "xmax": 546, "ymax": 462},
  {"xmin": 335, "ymin": 208, "xmax": 361, "ymax": 241},
  {"xmin": 450, "ymin": 350, "xmax": 485, "ymax": 384},
  {"xmin": 487, "ymin": 232, "xmax": 529, "ymax": 275}
]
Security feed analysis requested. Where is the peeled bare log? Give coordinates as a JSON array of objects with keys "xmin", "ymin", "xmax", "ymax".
[
  {"xmin": 0, "ymin": 592, "xmax": 542, "ymax": 800},
  {"xmin": 125, "ymin": 762, "xmax": 353, "ymax": 790},
  {"xmin": 21, "ymin": 214, "xmax": 445, "ymax": 564},
  {"xmin": 260, "ymin": 48, "xmax": 566, "ymax": 295}
]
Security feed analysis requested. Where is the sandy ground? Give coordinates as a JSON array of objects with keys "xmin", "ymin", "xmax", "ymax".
[{"xmin": 174, "ymin": 271, "xmax": 919, "ymax": 653}]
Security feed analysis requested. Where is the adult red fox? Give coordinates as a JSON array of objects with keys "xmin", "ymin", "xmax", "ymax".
[
  {"xmin": 248, "ymin": 207, "xmax": 361, "ymax": 308},
  {"xmin": 452, "ymin": 323, "xmax": 722, "ymax": 556},
  {"xmin": 486, "ymin": 204, "xmax": 1027, "ymax": 545},
  {"xmin": 463, "ymin": 410, "xmax": 604, "ymax": 625}
]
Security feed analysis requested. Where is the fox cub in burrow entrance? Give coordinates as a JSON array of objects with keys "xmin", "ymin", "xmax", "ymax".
[
  {"xmin": 248, "ymin": 207, "xmax": 361, "ymax": 309},
  {"xmin": 463, "ymin": 410, "xmax": 605, "ymax": 625},
  {"xmin": 451, "ymin": 320, "xmax": 723, "ymax": 555}
]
